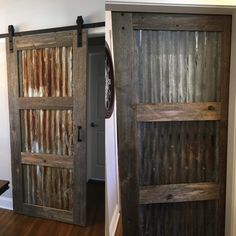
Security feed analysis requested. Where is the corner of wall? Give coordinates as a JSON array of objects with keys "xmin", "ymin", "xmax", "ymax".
[{"xmin": 0, "ymin": 196, "xmax": 13, "ymax": 210}]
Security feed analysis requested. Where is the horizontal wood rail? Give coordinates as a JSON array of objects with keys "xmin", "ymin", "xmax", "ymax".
[
  {"xmin": 22, "ymin": 204, "xmax": 73, "ymax": 223},
  {"xmin": 21, "ymin": 152, "xmax": 73, "ymax": 168},
  {"xmin": 139, "ymin": 182, "xmax": 219, "ymax": 204},
  {"xmin": 18, "ymin": 97, "xmax": 73, "ymax": 110},
  {"xmin": 135, "ymin": 102, "xmax": 221, "ymax": 122},
  {"xmin": 132, "ymin": 13, "xmax": 229, "ymax": 31}
]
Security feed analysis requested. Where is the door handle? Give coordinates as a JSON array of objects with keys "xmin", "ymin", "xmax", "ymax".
[
  {"xmin": 91, "ymin": 122, "xmax": 99, "ymax": 127},
  {"xmin": 77, "ymin": 126, "xmax": 82, "ymax": 142}
]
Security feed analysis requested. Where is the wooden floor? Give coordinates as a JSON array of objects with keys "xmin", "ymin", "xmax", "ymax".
[
  {"xmin": 115, "ymin": 216, "xmax": 122, "ymax": 236},
  {"xmin": 0, "ymin": 181, "xmax": 104, "ymax": 236}
]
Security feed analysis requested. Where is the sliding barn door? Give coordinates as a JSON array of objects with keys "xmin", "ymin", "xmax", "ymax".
[
  {"xmin": 6, "ymin": 30, "xmax": 87, "ymax": 225},
  {"xmin": 112, "ymin": 13, "xmax": 231, "ymax": 236}
]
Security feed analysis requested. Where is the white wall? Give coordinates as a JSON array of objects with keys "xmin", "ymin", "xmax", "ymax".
[
  {"xmin": 105, "ymin": 11, "xmax": 120, "ymax": 236},
  {"xmin": 106, "ymin": 1, "xmax": 236, "ymax": 236},
  {"xmin": 106, "ymin": 0, "xmax": 236, "ymax": 7},
  {"xmin": 0, "ymin": 0, "xmax": 104, "ymax": 202}
]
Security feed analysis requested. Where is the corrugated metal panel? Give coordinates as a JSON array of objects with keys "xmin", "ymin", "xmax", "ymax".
[
  {"xmin": 23, "ymin": 165, "xmax": 73, "ymax": 211},
  {"xmin": 21, "ymin": 110, "xmax": 73, "ymax": 156},
  {"xmin": 134, "ymin": 30, "xmax": 222, "ymax": 236},
  {"xmin": 139, "ymin": 201, "xmax": 216, "ymax": 236},
  {"xmin": 134, "ymin": 30, "xmax": 222, "ymax": 103},
  {"xmin": 138, "ymin": 121, "xmax": 218, "ymax": 186},
  {"xmin": 18, "ymin": 47, "xmax": 73, "ymax": 97}
]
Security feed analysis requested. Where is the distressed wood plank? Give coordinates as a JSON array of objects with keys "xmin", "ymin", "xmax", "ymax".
[
  {"xmin": 72, "ymin": 30, "xmax": 88, "ymax": 226},
  {"xmin": 15, "ymin": 31, "xmax": 73, "ymax": 50},
  {"xmin": 112, "ymin": 12, "xmax": 140, "ymax": 236},
  {"xmin": 22, "ymin": 204, "xmax": 73, "ymax": 223},
  {"xmin": 217, "ymin": 15, "xmax": 232, "ymax": 236},
  {"xmin": 6, "ymin": 38, "xmax": 24, "ymax": 212},
  {"xmin": 133, "ymin": 13, "xmax": 231, "ymax": 31},
  {"xmin": 21, "ymin": 153, "xmax": 73, "ymax": 168},
  {"xmin": 113, "ymin": 12, "xmax": 231, "ymax": 236},
  {"xmin": 18, "ymin": 97, "xmax": 73, "ymax": 109},
  {"xmin": 139, "ymin": 182, "xmax": 219, "ymax": 204},
  {"xmin": 135, "ymin": 102, "xmax": 221, "ymax": 122}
]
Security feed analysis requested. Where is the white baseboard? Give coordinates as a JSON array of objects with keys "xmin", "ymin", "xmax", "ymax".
[
  {"xmin": 0, "ymin": 196, "xmax": 13, "ymax": 210},
  {"xmin": 109, "ymin": 204, "xmax": 120, "ymax": 236}
]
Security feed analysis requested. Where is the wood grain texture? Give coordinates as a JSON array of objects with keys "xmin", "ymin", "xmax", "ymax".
[
  {"xmin": 18, "ymin": 97, "xmax": 73, "ymax": 109},
  {"xmin": 217, "ymin": 15, "xmax": 232, "ymax": 236},
  {"xmin": 7, "ymin": 30, "xmax": 88, "ymax": 226},
  {"xmin": 135, "ymin": 102, "xmax": 221, "ymax": 122},
  {"xmin": 113, "ymin": 12, "xmax": 231, "ymax": 236},
  {"xmin": 0, "ymin": 181, "xmax": 105, "ymax": 236},
  {"xmin": 133, "ymin": 13, "xmax": 231, "ymax": 31},
  {"xmin": 139, "ymin": 182, "xmax": 219, "ymax": 204},
  {"xmin": 6, "ymin": 38, "xmax": 24, "ymax": 213},
  {"xmin": 72, "ymin": 30, "xmax": 88, "ymax": 226},
  {"xmin": 0, "ymin": 180, "xmax": 9, "ymax": 195},
  {"xmin": 21, "ymin": 153, "xmax": 73, "ymax": 168},
  {"xmin": 14, "ymin": 31, "xmax": 73, "ymax": 50},
  {"xmin": 112, "ymin": 12, "xmax": 140, "ymax": 236}
]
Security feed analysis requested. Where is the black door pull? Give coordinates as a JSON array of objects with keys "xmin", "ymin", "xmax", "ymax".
[
  {"xmin": 91, "ymin": 122, "xmax": 98, "ymax": 127},
  {"xmin": 77, "ymin": 126, "xmax": 82, "ymax": 142}
]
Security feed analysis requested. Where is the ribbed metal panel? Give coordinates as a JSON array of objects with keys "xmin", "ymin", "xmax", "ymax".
[
  {"xmin": 138, "ymin": 121, "xmax": 218, "ymax": 186},
  {"xmin": 18, "ymin": 47, "xmax": 73, "ymax": 97},
  {"xmin": 134, "ymin": 30, "xmax": 222, "ymax": 236},
  {"xmin": 140, "ymin": 201, "xmax": 216, "ymax": 236},
  {"xmin": 21, "ymin": 110, "xmax": 73, "ymax": 156},
  {"xmin": 23, "ymin": 165, "xmax": 73, "ymax": 211},
  {"xmin": 135, "ymin": 30, "xmax": 222, "ymax": 103}
]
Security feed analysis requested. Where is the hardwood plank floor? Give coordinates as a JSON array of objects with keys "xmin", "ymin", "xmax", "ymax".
[
  {"xmin": 0, "ymin": 181, "xmax": 104, "ymax": 236},
  {"xmin": 115, "ymin": 216, "xmax": 122, "ymax": 236}
]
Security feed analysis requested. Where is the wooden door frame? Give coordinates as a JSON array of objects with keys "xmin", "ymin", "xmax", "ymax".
[
  {"xmin": 6, "ymin": 30, "xmax": 88, "ymax": 226},
  {"xmin": 112, "ymin": 12, "xmax": 231, "ymax": 236}
]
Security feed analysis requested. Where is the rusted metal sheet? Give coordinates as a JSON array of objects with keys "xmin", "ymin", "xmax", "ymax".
[
  {"xmin": 23, "ymin": 165, "xmax": 73, "ymax": 211},
  {"xmin": 21, "ymin": 110, "xmax": 73, "ymax": 156},
  {"xmin": 18, "ymin": 47, "xmax": 73, "ymax": 97}
]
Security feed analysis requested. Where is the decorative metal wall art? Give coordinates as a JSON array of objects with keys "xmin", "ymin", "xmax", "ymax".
[{"xmin": 105, "ymin": 42, "xmax": 114, "ymax": 118}]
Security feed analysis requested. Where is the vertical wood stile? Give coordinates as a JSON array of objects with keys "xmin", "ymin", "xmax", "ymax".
[{"xmin": 113, "ymin": 12, "xmax": 140, "ymax": 236}]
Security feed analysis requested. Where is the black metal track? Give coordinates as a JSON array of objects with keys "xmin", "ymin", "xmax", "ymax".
[{"xmin": 0, "ymin": 21, "xmax": 105, "ymax": 39}]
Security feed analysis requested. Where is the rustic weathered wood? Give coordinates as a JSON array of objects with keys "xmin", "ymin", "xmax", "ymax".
[
  {"xmin": 18, "ymin": 97, "xmax": 73, "ymax": 109},
  {"xmin": 217, "ymin": 16, "xmax": 232, "ymax": 236},
  {"xmin": 6, "ymin": 39, "xmax": 24, "ymax": 213},
  {"xmin": 21, "ymin": 204, "xmax": 73, "ymax": 223},
  {"xmin": 112, "ymin": 12, "xmax": 140, "ymax": 236},
  {"xmin": 135, "ymin": 102, "xmax": 221, "ymax": 122},
  {"xmin": 133, "ymin": 13, "xmax": 231, "ymax": 31},
  {"xmin": 14, "ymin": 31, "xmax": 73, "ymax": 50},
  {"xmin": 113, "ymin": 12, "xmax": 231, "ymax": 236},
  {"xmin": 6, "ymin": 30, "xmax": 88, "ymax": 226},
  {"xmin": 139, "ymin": 182, "xmax": 219, "ymax": 204},
  {"xmin": 0, "ymin": 180, "xmax": 9, "ymax": 195},
  {"xmin": 21, "ymin": 153, "xmax": 73, "ymax": 168},
  {"xmin": 72, "ymin": 30, "xmax": 88, "ymax": 226}
]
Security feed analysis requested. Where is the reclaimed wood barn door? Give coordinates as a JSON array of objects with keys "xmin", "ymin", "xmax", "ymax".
[
  {"xmin": 112, "ymin": 13, "xmax": 231, "ymax": 236},
  {"xmin": 6, "ymin": 30, "xmax": 87, "ymax": 225}
]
